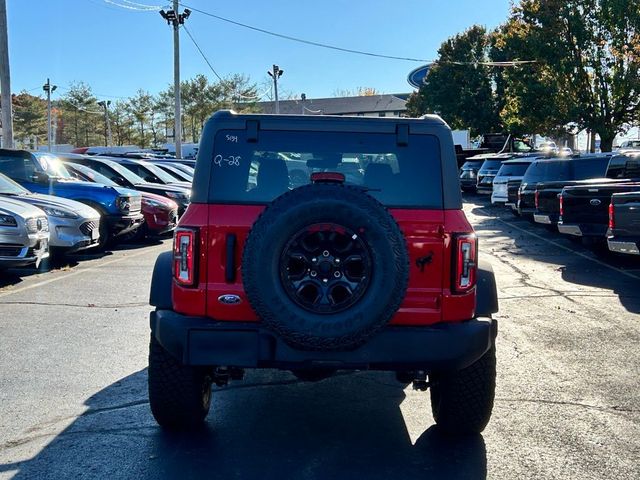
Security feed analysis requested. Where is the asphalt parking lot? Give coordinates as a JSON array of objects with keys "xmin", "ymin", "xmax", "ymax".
[{"xmin": 0, "ymin": 194, "xmax": 639, "ymax": 480}]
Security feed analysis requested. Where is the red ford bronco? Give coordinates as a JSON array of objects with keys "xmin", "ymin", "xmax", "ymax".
[{"xmin": 148, "ymin": 111, "xmax": 498, "ymax": 435}]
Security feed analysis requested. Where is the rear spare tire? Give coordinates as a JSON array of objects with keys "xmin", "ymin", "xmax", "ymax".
[{"xmin": 242, "ymin": 184, "xmax": 409, "ymax": 351}]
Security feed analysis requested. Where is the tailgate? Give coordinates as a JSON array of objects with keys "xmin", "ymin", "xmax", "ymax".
[
  {"xmin": 563, "ymin": 184, "xmax": 640, "ymax": 225},
  {"xmin": 612, "ymin": 192, "xmax": 640, "ymax": 237},
  {"xmin": 204, "ymin": 205, "xmax": 446, "ymax": 326}
]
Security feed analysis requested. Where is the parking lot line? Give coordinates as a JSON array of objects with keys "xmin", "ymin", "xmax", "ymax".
[
  {"xmin": 478, "ymin": 208, "xmax": 640, "ymax": 281},
  {"xmin": 0, "ymin": 247, "xmax": 162, "ymax": 299}
]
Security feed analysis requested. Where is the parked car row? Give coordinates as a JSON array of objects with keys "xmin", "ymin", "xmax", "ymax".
[
  {"xmin": 0, "ymin": 148, "xmax": 194, "ymax": 271},
  {"xmin": 467, "ymin": 150, "xmax": 640, "ymax": 257}
]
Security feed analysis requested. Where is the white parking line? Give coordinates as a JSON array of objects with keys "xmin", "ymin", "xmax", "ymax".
[
  {"xmin": 0, "ymin": 246, "xmax": 164, "ymax": 299},
  {"xmin": 477, "ymin": 208, "xmax": 640, "ymax": 281}
]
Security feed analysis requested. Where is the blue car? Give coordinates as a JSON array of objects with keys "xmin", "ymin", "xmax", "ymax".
[{"xmin": 0, "ymin": 149, "xmax": 144, "ymax": 248}]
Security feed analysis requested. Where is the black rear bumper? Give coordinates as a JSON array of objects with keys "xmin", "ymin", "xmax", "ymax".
[{"xmin": 151, "ymin": 309, "xmax": 497, "ymax": 372}]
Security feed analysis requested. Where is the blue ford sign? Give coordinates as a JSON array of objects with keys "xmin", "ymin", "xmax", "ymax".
[{"xmin": 407, "ymin": 64, "xmax": 432, "ymax": 88}]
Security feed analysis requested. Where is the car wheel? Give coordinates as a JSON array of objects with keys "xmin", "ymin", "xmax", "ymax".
[
  {"xmin": 242, "ymin": 183, "xmax": 409, "ymax": 351},
  {"xmin": 429, "ymin": 345, "xmax": 496, "ymax": 435},
  {"xmin": 148, "ymin": 334, "xmax": 213, "ymax": 430}
]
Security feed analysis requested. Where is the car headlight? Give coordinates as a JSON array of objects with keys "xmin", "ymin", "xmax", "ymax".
[
  {"xmin": 116, "ymin": 196, "xmax": 131, "ymax": 213},
  {"xmin": 166, "ymin": 191, "xmax": 189, "ymax": 201},
  {"xmin": 469, "ymin": 171, "xmax": 477, "ymax": 178},
  {"xmin": 0, "ymin": 214, "xmax": 17, "ymax": 227},
  {"xmin": 42, "ymin": 206, "xmax": 79, "ymax": 219},
  {"xmin": 144, "ymin": 198, "xmax": 165, "ymax": 208}
]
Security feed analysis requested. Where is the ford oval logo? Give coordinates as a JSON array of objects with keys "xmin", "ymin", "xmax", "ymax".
[
  {"xmin": 590, "ymin": 199, "xmax": 602, "ymax": 206},
  {"xmin": 218, "ymin": 294, "xmax": 242, "ymax": 305}
]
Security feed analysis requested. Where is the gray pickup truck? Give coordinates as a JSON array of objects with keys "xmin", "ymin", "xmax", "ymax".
[{"xmin": 607, "ymin": 191, "xmax": 640, "ymax": 255}]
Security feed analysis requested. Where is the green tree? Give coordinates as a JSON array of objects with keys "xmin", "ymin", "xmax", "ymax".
[
  {"xmin": 127, "ymin": 89, "xmax": 153, "ymax": 148},
  {"xmin": 499, "ymin": 0, "xmax": 640, "ymax": 151},
  {"xmin": 12, "ymin": 92, "xmax": 47, "ymax": 148},
  {"xmin": 57, "ymin": 82, "xmax": 102, "ymax": 147},
  {"xmin": 406, "ymin": 25, "xmax": 502, "ymax": 136}
]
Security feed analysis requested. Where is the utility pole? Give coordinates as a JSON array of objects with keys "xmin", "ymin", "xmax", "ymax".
[
  {"xmin": 43, "ymin": 78, "xmax": 57, "ymax": 152},
  {"xmin": 0, "ymin": 0, "xmax": 13, "ymax": 148},
  {"xmin": 160, "ymin": 3, "xmax": 190, "ymax": 159},
  {"xmin": 301, "ymin": 93, "xmax": 306, "ymax": 115},
  {"xmin": 268, "ymin": 64, "xmax": 284, "ymax": 114},
  {"xmin": 97, "ymin": 100, "xmax": 112, "ymax": 147}
]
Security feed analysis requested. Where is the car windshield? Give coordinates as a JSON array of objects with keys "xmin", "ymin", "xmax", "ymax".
[
  {"xmin": 34, "ymin": 154, "xmax": 74, "ymax": 178},
  {"xmin": 140, "ymin": 162, "xmax": 183, "ymax": 183},
  {"xmin": 0, "ymin": 172, "xmax": 29, "ymax": 195},
  {"xmin": 209, "ymin": 129, "xmax": 443, "ymax": 208},
  {"xmin": 103, "ymin": 160, "xmax": 146, "ymax": 184},
  {"xmin": 68, "ymin": 163, "xmax": 118, "ymax": 187},
  {"xmin": 496, "ymin": 163, "xmax": 531, "ymax": 177}
]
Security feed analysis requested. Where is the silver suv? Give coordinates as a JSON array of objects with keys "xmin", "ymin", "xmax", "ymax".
[
  {"xmin": 0, "ymin": 197, "xmax": 49, "ymax": 268},
  {"xmin": 0, "ymin": 173, "xmax": 101, "ymax": 253}
]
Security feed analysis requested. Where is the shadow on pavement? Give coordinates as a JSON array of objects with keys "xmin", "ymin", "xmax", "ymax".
[{"xmin": 1, "ymin": 369, "xmax": 487, "ymax": 480}]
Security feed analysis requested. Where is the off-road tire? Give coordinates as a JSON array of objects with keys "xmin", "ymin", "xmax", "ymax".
[
  {"xmin": 148, "ymin": 335, "xmax": 212, "ymax": 430},
  {"xmin": 430, "ymin": 345, "xmax": 496, "ymax": 435},
  {"xmin": 242, "ymin": 183, "xmax": 409, "ymax": 351}
]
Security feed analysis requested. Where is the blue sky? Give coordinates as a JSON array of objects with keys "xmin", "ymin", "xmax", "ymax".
[{"xmin": 6, "ymin": 0, "xmax": 511, "ymax": 101}]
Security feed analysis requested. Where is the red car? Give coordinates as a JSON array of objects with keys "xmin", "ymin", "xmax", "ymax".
[{"xmin": 138, "ymin": 191, "xmax": 178, "ymax": 238}]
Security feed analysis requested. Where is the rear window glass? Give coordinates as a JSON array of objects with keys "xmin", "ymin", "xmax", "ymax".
[
  {"xmin": 571, "ymin": 157, "xmax": 609, "ymax": 180},
  {"xmin": 497, "ymin": 163, "xmax": 530, "ymax": 177},
  {"xmin": 607, "ymin": 156, "xmax": 640, "ymax": 179},
  {"xmin": 209, "ymin": 130, "xmax": 443, "ymax": 208},
  {"xmin": 523, "ymin": 157, "xmax": 608, "ymax": 182},
  {"xmin": 479, "ymin": 159, "xmax": 504, "ymax": 171},
  {"xmin": 462, "ymin": 160, "xmax": 483, "ymax": 169}
]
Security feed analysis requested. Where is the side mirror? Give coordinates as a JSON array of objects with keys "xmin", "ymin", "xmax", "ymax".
[{"xmin": 31, "ymin": 171, "xmax": 49, "ymax": 183}]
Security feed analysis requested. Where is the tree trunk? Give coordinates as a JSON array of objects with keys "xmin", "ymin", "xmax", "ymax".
[
  {"xmin": 598, "ymin": 131, "xmax": 615, "ymax": 153},
  {"xmin": 139, "ymin": 121, "xmax": 145, "ymax": 148}
]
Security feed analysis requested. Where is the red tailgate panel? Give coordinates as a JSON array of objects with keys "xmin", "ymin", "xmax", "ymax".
[{"xmin": 201, "ymin": 205, "xmax": 446, "ymax": 326}]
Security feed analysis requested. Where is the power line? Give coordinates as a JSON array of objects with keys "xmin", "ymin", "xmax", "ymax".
[
  {"xmin": 182, "ymin": 24, "xmax": 223, "ymax": 81},
  {"xmin": 178, "ymin": 3, "xmax": 538, "ymax": 67},
  {"xmin": 178, "ymin": 3, "xmax": 431, "ymax": 63},
  {"xmin": 181, "ymin": 24, "xmax": 270, "ymax": 100},
  {"xmin": 103, "ymin": 0, "xmax": 162, "ymax": 11}
]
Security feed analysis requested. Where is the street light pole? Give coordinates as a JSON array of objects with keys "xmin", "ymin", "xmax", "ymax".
[
  {"xmin": 160, "ymin": 3, "xmax": 190, "ymax": 159},
  {"xmin": 0, "ymin": 0, "xmax": 13, "ymax": 148},
  {"xmin": 97, "ymin": 100, "xmax": 112, "ymax": 147},
  {"xmin": 43, "ymin": 78, "xmax": 57, "ymax": 152},
  {"xmin": 267, "ymin": 64, "xmax": 284, "ymax": 114}
]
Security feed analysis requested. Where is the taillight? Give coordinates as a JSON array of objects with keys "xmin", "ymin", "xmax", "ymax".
[
  {"xmin": 534, "ymin": 190, "xmax": 539, "ymax": 209},
  {"xmin": 173, "ymin": 228, "xmax": 198, "ymax": 287},
  {"xmin": 559, "ymin": 195, "xmax": 564, "ymax": 217},
  {"xmin": 453, "ymin": 233, "xmax": 477, "ymax": 293},
  {"xmin": 608, "ymin": 202, "xmax": 615, "ymax": 229}
]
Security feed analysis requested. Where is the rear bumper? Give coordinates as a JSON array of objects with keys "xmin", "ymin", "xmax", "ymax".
[
  {"xmin": 534, "ymin": 213, "xmax": 558, "ymax": 225},
  {"xmin": 460, "ymin": 179, "xmax": 477, "ymax": 190},
  {"xmin": 557, "ymin": 222, "xmax": 607, "ymax": 238},
  {"xmin": 607, "ymin": 236, "xmax": 640, "ymax": 255},
  {"xmin": 151, "ymin": 309, "xmax": 497, "ymax": 372}
]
